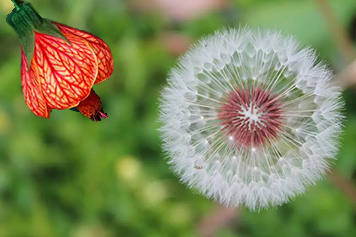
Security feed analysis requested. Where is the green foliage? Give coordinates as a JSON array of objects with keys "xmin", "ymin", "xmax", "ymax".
[{"xmin": 0, "ymin": 0, "xmax": 355, "ymax": 236}]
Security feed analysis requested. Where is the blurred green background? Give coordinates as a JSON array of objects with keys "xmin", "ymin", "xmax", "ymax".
[{"xmin": 1, "ymin": 0, "xmax": 356, "ymax": 236}]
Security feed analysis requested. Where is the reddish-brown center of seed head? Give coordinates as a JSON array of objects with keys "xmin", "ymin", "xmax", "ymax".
[{"xmin": 218, "ymin": 85, "xmax": 284, "ymax": 150}]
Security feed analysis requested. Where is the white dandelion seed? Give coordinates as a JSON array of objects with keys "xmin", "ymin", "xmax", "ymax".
[{"xmin": 158, "ymin": 27, "xmax": 343, "ymax": 211}]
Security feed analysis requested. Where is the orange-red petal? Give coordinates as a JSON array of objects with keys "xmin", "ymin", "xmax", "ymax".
[
  {"xmin": 21, "ymin": 51, "xmax": 51, "ymax": 118},
  {"xmin": 54, "ymin": 22, "xmax": 114, "ymax": 85},
  {"xmin": 31, "ymin": 31, "xmax": 98, "ymax": 110}
]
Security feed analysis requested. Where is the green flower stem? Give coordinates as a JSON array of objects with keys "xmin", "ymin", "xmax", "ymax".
[{"xmin": 11, "ymin": 0, "xmax": 20, "ymax": 11}]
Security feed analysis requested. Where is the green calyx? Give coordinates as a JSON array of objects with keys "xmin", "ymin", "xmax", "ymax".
[{"xmin": 6, "ymin": 1, "xmax": 69, "ymax": 71}]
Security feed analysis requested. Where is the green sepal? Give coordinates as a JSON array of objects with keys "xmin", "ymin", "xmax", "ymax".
[
  {"xmin": 37, "ymin": 18, "xmax": 70, "ymax": 44},
  {"xmin": 6, "ymin": 1, "xmax": 70, "ymax": 71}
]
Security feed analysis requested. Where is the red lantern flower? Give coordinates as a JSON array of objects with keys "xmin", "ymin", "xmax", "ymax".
[{"xmin": 6, "ymin": 1, "xmax": 114, "ymax": 121}]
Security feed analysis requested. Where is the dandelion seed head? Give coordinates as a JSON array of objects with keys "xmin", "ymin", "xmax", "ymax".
[{"xmin": 159, "ymin": 27, "xmax": 343, "ymax": 211}]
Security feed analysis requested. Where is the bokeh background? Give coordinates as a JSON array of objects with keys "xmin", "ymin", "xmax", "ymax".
[{"xmin": 1, "ymin": 0, "xmax": 356, "ymax": 236}]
